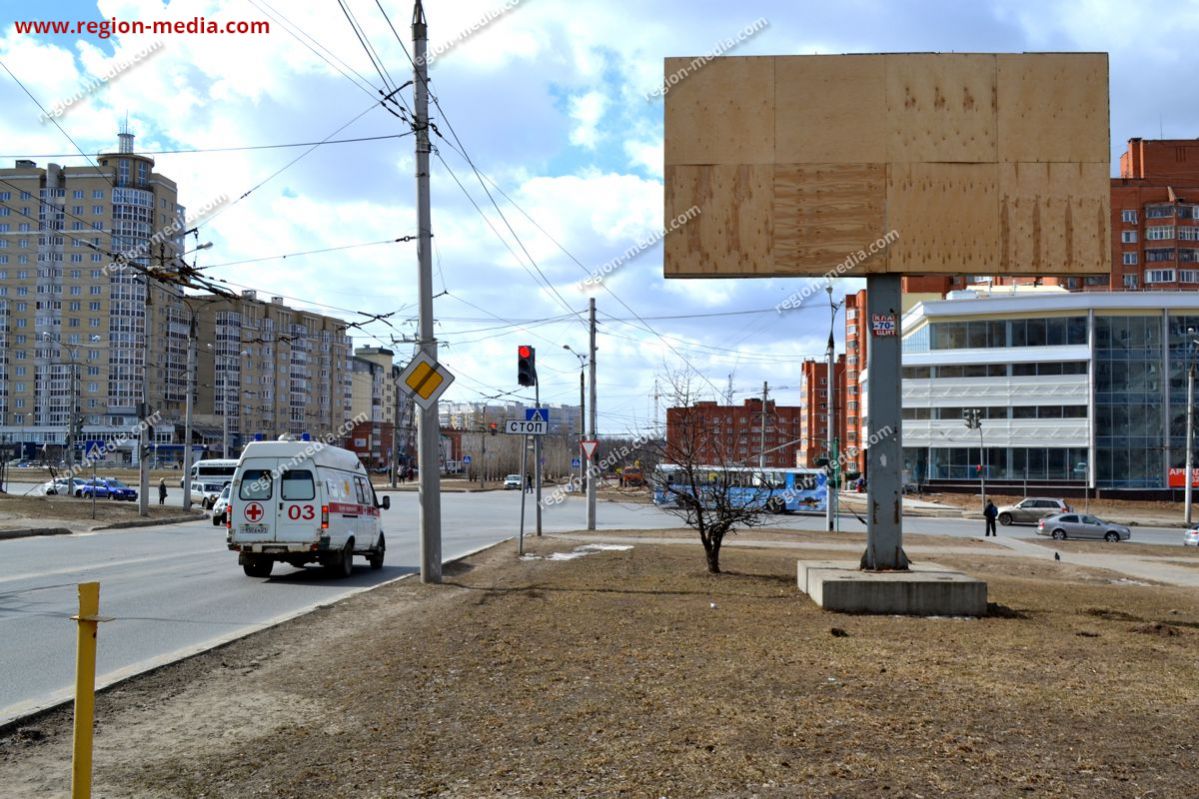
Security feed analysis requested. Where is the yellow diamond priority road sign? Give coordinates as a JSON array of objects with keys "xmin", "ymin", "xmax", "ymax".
[{"xmin": 398, "ymin": 352, "xmax": 455, "ymax": 409}]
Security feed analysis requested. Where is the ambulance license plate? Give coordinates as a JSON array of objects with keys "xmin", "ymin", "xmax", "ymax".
[{"xmin": 242, "ymin": 524, "xmax": 269, "ymax": 535}]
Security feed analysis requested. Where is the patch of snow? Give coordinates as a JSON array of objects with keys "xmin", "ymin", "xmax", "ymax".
[{"xmin": 547, "ymin": 544, "xmax": 634, "ymax": 561}]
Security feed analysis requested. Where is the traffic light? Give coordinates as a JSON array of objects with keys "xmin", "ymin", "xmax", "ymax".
[
  {"xmin": 488, "ymin": 422, "xmax": 498, "ymax": 436},
  {"xmin": 517, "ymin": 345, "xmax": 537, "ymax": 387}
]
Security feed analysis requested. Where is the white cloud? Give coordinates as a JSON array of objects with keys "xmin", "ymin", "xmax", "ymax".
[{"xmin": 567, "ymin": 89, "xmax": 608, "ymax": 149}]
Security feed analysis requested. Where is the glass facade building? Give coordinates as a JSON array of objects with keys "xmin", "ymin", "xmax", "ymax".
[{"xmin": 878, "ymin": 290, "xmax": 1199, "ymax": 492}]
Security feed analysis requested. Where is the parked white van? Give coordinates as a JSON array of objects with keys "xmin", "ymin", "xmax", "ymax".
[{"xmin": 226, "ymin": 440, "xmax": 389, "ymax": 578}]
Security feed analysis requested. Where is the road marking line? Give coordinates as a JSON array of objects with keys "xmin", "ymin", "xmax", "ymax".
[{"xmin": 0, "ymin": 548, "xmax": 214, "ymax": 585}]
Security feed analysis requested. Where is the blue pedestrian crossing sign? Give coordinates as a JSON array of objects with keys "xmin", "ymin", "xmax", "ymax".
[
  {"xmin": 463, "ymin": 455, "xmax": 472, "ymax": 465},
  {"xmin": 571, "ymin": 458, "xmax": 581, "ymax": 468},
  {"xmin": 525, "ymin": 407, "xmax": 550, "ymax": 423},
  {"xmin": 83, "ymin": 440, "xmax": 105, "ymax": 459}
]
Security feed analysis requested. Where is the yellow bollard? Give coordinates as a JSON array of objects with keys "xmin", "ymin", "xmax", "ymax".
[{"xmin": 70, "ymin": 582, "xmax": 111, "ymax": 799}]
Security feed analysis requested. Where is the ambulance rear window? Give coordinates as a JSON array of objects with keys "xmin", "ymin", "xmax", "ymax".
[
  {"xmin": 281, "ymin": 470, "xmax": 315, "ymax": 501},
  {"xmin": 239, "ymin": 469, "xmax": 273, "ymax": 500}
]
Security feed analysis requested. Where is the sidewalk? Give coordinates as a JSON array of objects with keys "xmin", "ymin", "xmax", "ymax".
[{"xmin": 555, "ymin": 529, "xmax": 1199, "ymax": 589}]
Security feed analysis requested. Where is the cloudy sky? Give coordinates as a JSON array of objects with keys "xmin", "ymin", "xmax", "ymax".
[{"xmin": 1, "ymin": 0, "xmax": 1197, "ymax": 434}]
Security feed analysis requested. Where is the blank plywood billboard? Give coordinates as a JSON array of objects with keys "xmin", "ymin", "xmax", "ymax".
[{"xmin": 663, "ymin": 52, "xmax": 1110, "ymax": 277}]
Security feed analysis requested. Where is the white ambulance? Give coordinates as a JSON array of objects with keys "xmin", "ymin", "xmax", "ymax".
[{"xmin": 226, "ymin": 440, "xmax": 389, "ymax": 578}]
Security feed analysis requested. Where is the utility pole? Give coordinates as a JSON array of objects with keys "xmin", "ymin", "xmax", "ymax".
[
  {"xmin": 759, "ymin": 381, "xmax": 768, "ymax": 470},
  {"xmin": 534, "ymin": 379, "xmax": 542, "ymax": 536},
  {"xmin": 564, "ymin": 344, "xmax": 586, "ymax": 493},
  {"xmin": 138, "ymin": 274, "xmax": 152, "ymax": 517},
  {"xmin": 826, "ymin": 285, "xmax": 840, "ymax": 532},
  {"xmin": 182, "ymin": 313, "xmax": 196, "ymax": 510},
  {"xmin": 221, "ymin": 354, "xmax": 229, "ymax": 459},
  {"xmin": 413, "ymin": 0, "xmax": 442, "ymax": 583},
  {"xmin": 1187, "ymin": 347, "xmax": 1195, "ymax": 525},
  {"xmin": 66, "ymin": 362, "xmax": 77, "ymax": 474},
  {"xmin": 653, "ymin": 377, "xmax": 661, "ymax": 438},
  {"xmin": 578, "ymin": 369, "xmax": 585, "ymax": 491},
  {"xmin": 587, "ymin": 297, "xmax": 597, "ymax": 531}
]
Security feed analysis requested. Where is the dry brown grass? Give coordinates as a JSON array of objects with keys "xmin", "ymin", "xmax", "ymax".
[
  {"xmin": 3, "ymin": 539, "xmax": 1198, "ymax": 798},
  {"xmin": 0, "ymin": 494, "xmax": 200, "ymax": 526}
]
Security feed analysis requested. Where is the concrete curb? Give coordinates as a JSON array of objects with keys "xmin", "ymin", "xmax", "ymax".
[
  {"xmin": 93, "ymin": 514, "xmax": 206, "ymax": 531},
  {"xmin": 0, "ymin": 527, "xmax": 73, "ymax": 541}
]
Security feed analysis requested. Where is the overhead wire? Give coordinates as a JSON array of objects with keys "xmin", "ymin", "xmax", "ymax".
[
  {"xmin": 197, "ymin": 236, "xmax": 415, "ymax": 270},
  {"xmin": 370, "ymin": 13, "xmax": 731, "ymax": 397},
  {"xmin": 0, "ymin": 134, "xmax": 412, "ymax": 159},
  {"xmin": 336, "ymin": 0, "xmax": 399, "ymax": 92},
  {"xmin": 0, "ymin": 59, "xmax": 114, "ymax": 190}
]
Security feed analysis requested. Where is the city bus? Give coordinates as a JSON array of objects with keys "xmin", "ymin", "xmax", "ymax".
[{"xmin": 651, "ymin": 465, "xmax": 828, "ymax": 514}]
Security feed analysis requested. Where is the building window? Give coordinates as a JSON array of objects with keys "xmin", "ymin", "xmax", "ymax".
[
  {"xmin": 1123, "ymin": 274, "xmax": 1139, "ymax": 289},
  {"xmin": 1123, "ymin": 252, "xmax": 1138, "ymax": 265},
  {"xmin": 92, "ymin": 190, "xmax": 104, "ymax": 199},
  {"xmin": 1179, "ymin": 227, "xmax": 1199, "ymax": 241},
  {"xmin": 1147, "ymin": 204, "xmax": 1175, "ymax": 219},
  {"xmin": 1121, "ymin": 209, "xmax": 1138, "ymax": 223},
  {"xmin": 1182, "ymin": 249, "xmax": 1199, "ymax": 263},
  {"xmin": 1146, "ymin": 248, "xmax": 1176, "ymax": 263},
  {"xmin": 1182, "ymin": 270, "xmax": 1199, "ymax": 284},
  {"xmin": 1145, "ymin": 269, "xmax": 1176, "ymax": 284},
  {"xmin": 1146, "ymin": 226, "xmax": 1175, "ymax": 241},
  {"xmin": 1121, "ymin": 230, "xmax": 1138, "ymax": 243}
]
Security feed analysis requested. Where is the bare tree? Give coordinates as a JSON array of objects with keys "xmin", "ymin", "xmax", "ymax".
[{"xmin": 652, "ymin": 372, "xmax": 772, "ymax": 574}]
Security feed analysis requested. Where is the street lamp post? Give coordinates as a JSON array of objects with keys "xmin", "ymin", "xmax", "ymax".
[
  {"xmin": 564, "ymin": 345, "xmax": 587, "ymax": 492},
  {"xmin": 207, "ymin": 345, "xmax": 250, "ymax": 459},
  {"xmin": 42, "ymin": 333, "xmax": 102, "ymax": 474}
]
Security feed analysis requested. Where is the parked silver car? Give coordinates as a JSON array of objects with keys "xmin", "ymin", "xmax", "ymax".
[
  {"xmin": 996, "ymin": 497, "xmax": 1072, "ymax": 526},
  {"xmin": 1037, "ymin": 513, "xmax": 1130, "ymax": 542}
]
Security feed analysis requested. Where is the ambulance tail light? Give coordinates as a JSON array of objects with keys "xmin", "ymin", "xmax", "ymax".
[
  {"xmin": 321, "ymin": 504, "xmax": 329, "ymax": 530},
  {"xmin": 226, "ymin": 505, "xmax": 232, "ymax": 530}
]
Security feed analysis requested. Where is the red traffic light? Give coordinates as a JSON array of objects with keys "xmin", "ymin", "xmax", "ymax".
[{"xmin": 517, "ymin": 345, "xmax": 537, "ymax": 387}]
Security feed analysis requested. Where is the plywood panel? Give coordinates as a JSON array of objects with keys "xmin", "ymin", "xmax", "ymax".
[
  {"xmin": 997, "ymin": 53, "xmax": 1109, "ymax": 163},
  {"xmin": 887, "ymin": 162, "xmax": 1000, "ymax": 273},
  {"xmin": 773, "ymin": 163, "xmax": 887, "ymax": 274},
  {"xmin": 663, "ymin": 57, "xmax": 774, "ymax": 166},
  {"xmin": 662, "ymin": 53, "xmax": 1110, "ymax": 277},
  {"xmin": 775, "ymin": 55, "xmax": 886, "ymax": 163},
  {"xmin": 664, "ymin": 164, "xmax": 774, "ymax": 277},
  {"xmin": 999, "ymin": 161, "xmax": 1111, "ymax": 274},
  {"xmin": 885, "ymin": 54, "xmax": 998, "ymax": 163}
]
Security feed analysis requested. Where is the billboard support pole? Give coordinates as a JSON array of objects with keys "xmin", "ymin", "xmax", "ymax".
[{"xmin": 860, "ymin": 275, "xmax": 908, "ymax": 571}]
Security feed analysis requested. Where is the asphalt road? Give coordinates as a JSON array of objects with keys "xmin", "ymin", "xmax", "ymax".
[{"xmin": 0, "ymin": 490, "xmax": 1187, "ymax": 726}]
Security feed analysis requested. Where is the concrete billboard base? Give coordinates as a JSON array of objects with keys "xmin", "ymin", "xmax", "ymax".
[{"xmin": 797, "ymin": 560, "xmax": 988, "ymax": 616}]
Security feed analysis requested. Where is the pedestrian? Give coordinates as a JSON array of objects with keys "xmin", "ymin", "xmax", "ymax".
[
  {"xmin": 158, "ymin": 477, "xmax": 167, "ymax": 506},
  {"xmin": 983, "ymin": 499, "xmax": 997, "ymax": 537},
  {"xmin": 525, "ymin": 473, "xmax": 533, "ymax": 493}
]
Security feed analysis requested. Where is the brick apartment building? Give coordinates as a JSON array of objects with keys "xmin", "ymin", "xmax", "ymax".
[
  {"xmin": 797, "ymin": 356, "xmax": 846, "ymax": 469},
  {"xmin": 666, "ymin": 398, "xmax": 803, "ymax": 469},
  {"xmin": 1110, "ymin": 137, "xmax": 1199, "ymax": 291}
]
